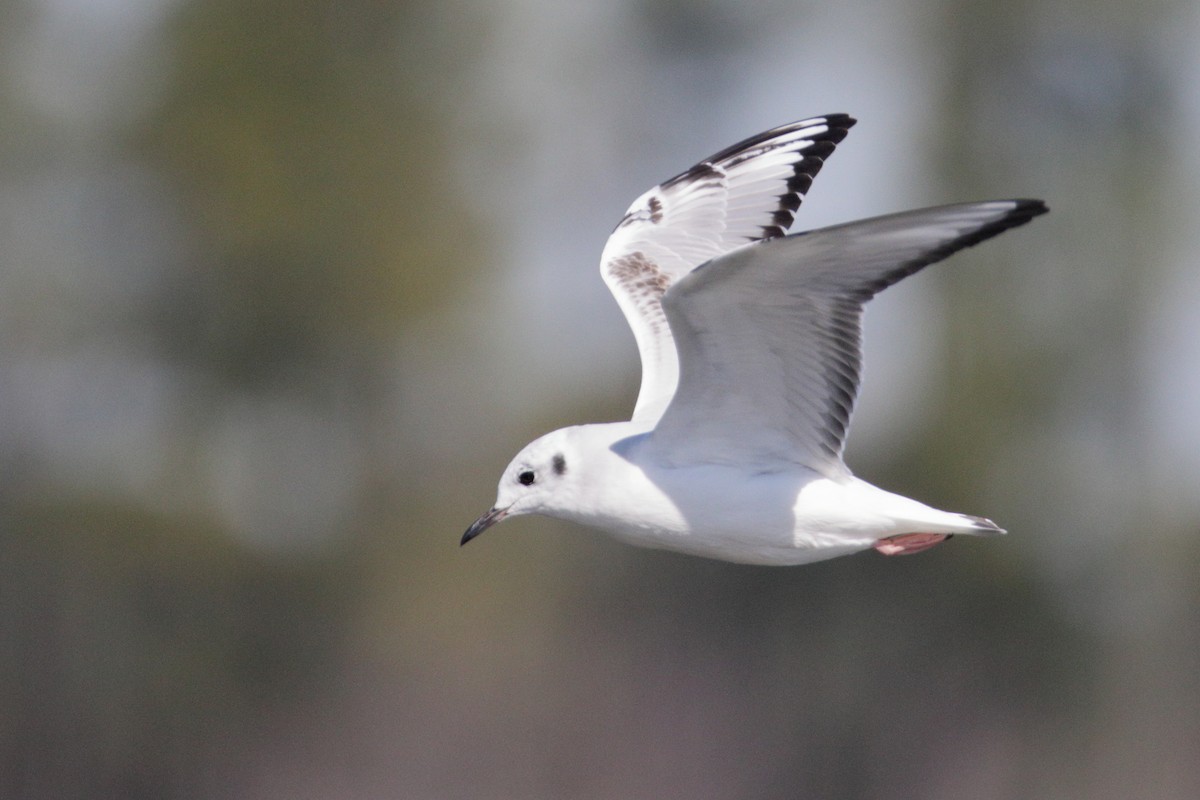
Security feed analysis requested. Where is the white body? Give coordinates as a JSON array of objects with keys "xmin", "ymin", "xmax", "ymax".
[
  {"xmin": 504, "ymin": 423, "xmax": 999, "ymax": 566},
  {"xmin": 464, "ymin": 115, "xmax": 1043, "ymax": 565}
]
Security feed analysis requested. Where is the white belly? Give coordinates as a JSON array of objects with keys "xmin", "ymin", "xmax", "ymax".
[{"xmin": 568, "ymin": 460, "xmax": 981, "ymax": 566}]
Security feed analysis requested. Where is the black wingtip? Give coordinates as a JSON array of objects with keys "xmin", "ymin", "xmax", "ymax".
[
  {"xmin": 834, "ymin": 198, "xmax": 1050, "ymax": 302},
  {"xmin": 822, "ymin": 113, "xmax": 858, "ymax": 136},
  {"xmin": 696, "ymin": 114, "xmax": 858, "ymax": 168},
  {"xmin": 959, "ymin": 199, "xmax": 1049, "ymax": 249},
  {"xmin": 1008, "ymin": 198, "xmax": 1050, "ymax": 221}
]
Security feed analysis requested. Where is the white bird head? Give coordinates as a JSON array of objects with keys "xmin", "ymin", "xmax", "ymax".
[{"xmin": 462, "ymin": 428, "xmax": 579, "ymax": 545}]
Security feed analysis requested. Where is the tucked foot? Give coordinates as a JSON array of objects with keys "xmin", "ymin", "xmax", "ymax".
[{"xmin": 873, "ymin": 533, "xmax": 950, "ymax": 556}]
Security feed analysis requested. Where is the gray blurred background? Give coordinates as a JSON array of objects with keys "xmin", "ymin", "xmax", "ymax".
[{"xmin": 1, "ymin": 0, "xmax": 1198, "ymax": 797}]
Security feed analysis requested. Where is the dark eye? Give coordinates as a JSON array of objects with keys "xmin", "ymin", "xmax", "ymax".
[{"xmin": 518, "ymin": 470, "xmax": 535, "ymax": 486}]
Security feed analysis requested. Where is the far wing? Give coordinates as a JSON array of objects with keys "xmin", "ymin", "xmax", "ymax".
[
  {"xmin": 644, "ymin": 200, "xmax": 1048, "ymax": 474},
  {"xmin": 600, "ymin": 115, "xmax": 856, "ymax": 423}
]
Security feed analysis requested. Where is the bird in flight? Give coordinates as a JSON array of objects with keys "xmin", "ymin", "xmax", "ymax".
[{"xmin": 464, "ymin": 114, "xmax": 1046, "ymax": 565}]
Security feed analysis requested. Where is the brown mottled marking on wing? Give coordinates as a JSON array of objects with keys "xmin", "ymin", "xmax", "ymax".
[
  {"xmin": 608, "ymin": 252, "xmax": 672, "ymax": 337},
  {"xmin": 648, "ymin": 196, "xmax": 663, "ymax": 223}
]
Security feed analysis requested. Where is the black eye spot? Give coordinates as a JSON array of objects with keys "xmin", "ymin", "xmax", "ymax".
[{"xmin": 518, "ymin": 470, "xmax": 535, "ymax": 486}]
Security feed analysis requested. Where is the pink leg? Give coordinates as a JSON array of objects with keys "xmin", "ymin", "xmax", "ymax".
[{"xmin": 873, "ymin": 533, "xmax": 950, "ymax": 556}]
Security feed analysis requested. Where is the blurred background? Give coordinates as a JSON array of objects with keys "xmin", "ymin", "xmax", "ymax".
[{"xmin": 1, "ymin": 0, "xmax": 1198, "ymax": 797}]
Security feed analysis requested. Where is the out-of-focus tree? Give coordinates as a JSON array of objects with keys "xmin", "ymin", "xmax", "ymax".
[
  {"xmin": 140, "ymin": 0, "xmax": 486, "ymax": 382},
  {"xmin": 1, "ymin": 0, "xmax": 489, "ymax": 796}
]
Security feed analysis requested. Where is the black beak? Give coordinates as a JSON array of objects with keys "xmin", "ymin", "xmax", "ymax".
[{"xmin": 461, "ymin": 506, "xmax": 509, "ymax": 546}]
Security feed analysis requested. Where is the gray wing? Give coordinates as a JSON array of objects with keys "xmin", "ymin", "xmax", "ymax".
[
  {"xmin": 600, "ymin": 115, "xmax": 856, "ymax": 423},
  {"xmin": 643, "ymin": 200, "xmax": 1048, "ymax": 474}
]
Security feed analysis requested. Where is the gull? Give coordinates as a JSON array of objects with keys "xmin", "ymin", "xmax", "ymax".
[{"xmin": 463, "ymin": 114, "xmax": 1046, "ymax": 565}]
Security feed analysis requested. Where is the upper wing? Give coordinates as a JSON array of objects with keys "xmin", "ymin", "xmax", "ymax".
[
  {"xmin": 600, "ymin": 115, "xmax": 856, "ymax": 423},
  {"xmin": 643, "ymin": 200, "xmax": 1048, "ymax": 474}
]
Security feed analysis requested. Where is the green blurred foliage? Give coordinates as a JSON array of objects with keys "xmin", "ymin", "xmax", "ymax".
[
  {"xmin": 139, "ymin": 0, "xmax": 485, "ymax": 384},
  {"xmin": 2, "ymin": 0, "xmax": 492, "ymax": 795}
]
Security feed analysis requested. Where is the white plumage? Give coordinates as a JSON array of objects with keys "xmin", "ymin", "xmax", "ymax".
[{"xmin": 465, "ymin": 115, "xmax": 1046, "ymax": 565}]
